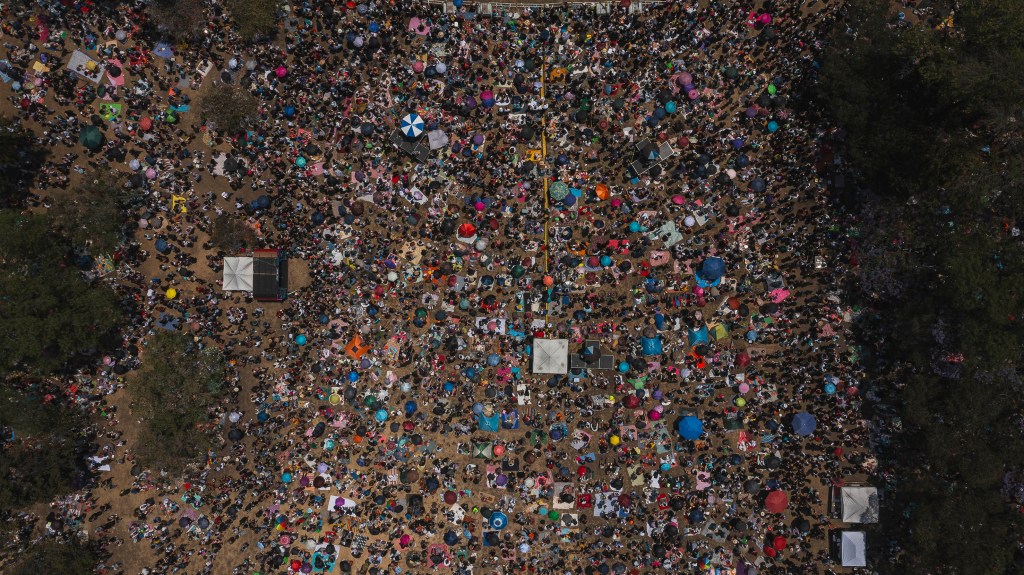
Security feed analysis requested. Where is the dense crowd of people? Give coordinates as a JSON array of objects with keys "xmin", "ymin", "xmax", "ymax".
[{"xmin": 0, "ymin": 0, "xmax": 885, "ymax": 574}]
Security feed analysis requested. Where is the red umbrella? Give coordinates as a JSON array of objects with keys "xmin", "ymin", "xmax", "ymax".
[
  {"xmin": 617, "ymin": 493, "xmax": 632, "ymax": 507},
  {"xmin": 773, "ymin": 535, "xmax": 787, "ymax": 550},
  {"xmin": 443, "ymin": 491, "xmax": 457, "ymax": 504},
  {"xmin": 763, "ymin": 546, "xmax": 777, "ymax": 558},
  {"xmin": 458, "ymin": 223, "xmax": 477, "ymax": 238},
  {"xmin": 623, "ymin": 395, "xmax": 641, "ymax": 408},
  {"xmin": 765, "ymin": 490, "xmax": 788, "ymax": 513},
  {"xmin": 736, "ymin": 352, "xmax": 750, "ymax": 367}
]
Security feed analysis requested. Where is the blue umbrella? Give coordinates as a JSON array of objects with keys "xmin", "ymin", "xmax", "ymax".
[
  {"xmin": 405, "ymin": 401, "xmax": 418, "ymax": 415},
  {"xmin": 490, "ymin": 512, "xmax": 508, "ymax": 530},
  {"xmin": 749, "ymin": 178, "xmax": 766, "ymax": 192},
  {"xmin": 400, "ymin": 113, "xmax": 425, "ymax": 138},
  {"xmin": 256, "ymin": 195, "xmax": 271, "ymax": 208},
  {"xmin": 792, "ymin": 412, "xmax": 816, "ymax": 436},
  {"xmin": 368, "ymin": 22, "xmax": 380, "ymax": 33},
  {"xmin": 677, "ymin": 416, "xmax": 704, "ymax": 440},
  {"xmin": 487, "ymin": 354, "xmax": 500, "ymax": 366},
  {"xmin": 155, "ymin": 238, "xmax": 170, "ymax": 253},
  {"xmin": 360, "ymin": 122, "xmax": 374, "ymax": 135},
  {"xmin": 700, "ymin": 257, "xmax": 727, "ymax": 281}
]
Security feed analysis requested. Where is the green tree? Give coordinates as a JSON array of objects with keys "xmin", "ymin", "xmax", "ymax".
[
  {"xmin": 210, "ymin": 213, "xmax": 257, "ymax": 252},
  {"xmin": 0, "ymin": 385, "xmax": 89, "ymax": 510},
  {"xmin": 131, "ymin": 332, "xmax": 227, "ymax": 472},
  {"xmin": 149, "ymin": 0, "xmax": 209, "ymax": 40},
  {"xmin": 50, "ymin": 170, "xmax": 129, "ymax": 253},
  {"xmin": 0, "ymin": 212, "xmax": 123, "ymax": 375},
  {"xmin": 823, "ymin": 1, "xmax": 1024, "ymax": 573},
  {"xmin": 0, "ymin": 117, "xmax": 45, "ymax": 208},
  {"xmin": 9, "ymin": 540, "xmax": 98, "ymax": 575},
  {"xmin": 227, "ymin": 0, "xmax": 279, "ymax": 41},
  {"xmin": 200, "ymin": 83, "xmax": 259, "ymax": 134}
]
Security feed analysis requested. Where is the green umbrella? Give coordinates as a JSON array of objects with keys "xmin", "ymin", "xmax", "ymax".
[
  {"xmin": 549, "ymin": 181, "xmax": 570, "ymax": 202},
  {"xmin": 511, "ymin": 265, "xmax": 526, "ymax": 279},
  {"xmin": 79, "ymin": 125, "xmax": 104, "ymax": 150}
]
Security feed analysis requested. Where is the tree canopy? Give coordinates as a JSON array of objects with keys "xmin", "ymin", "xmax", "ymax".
[
  {"xmin": 131, "ymin": 332, "xmax": 227, "ymax": 472},
  {"xmin": 50, "ymin": 170, "xmax": 130, "ymax": 254},
  {"xmin": 0, "ymin": 211, "xmax": 123, "ymax": 375},
  {"xmin": 820, "ymin": 1, "xmax": 1024, "ymax": 573},
  {"xmin": 0, "ymin": 384, "xmax": 91, "ymax": 511},
  {"xmin": 8, "ymin": 540, "xmax": 98, "ymax": 575}
]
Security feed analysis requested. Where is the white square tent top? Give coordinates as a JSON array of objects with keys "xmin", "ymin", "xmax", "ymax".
[
  {"xmin": 840, "ymin": 486, "xmax": 879, "ymax": 523},
  {"xmin": 223, "ymin": 257, "xmax": 254, "ymax": 292},
  {"xmin": 841, "ymin": 531, "xmax": 867, "ymax": 567},
  {"xmin": 533, "ymin": 338, "xmax": 569, "ymax": 375}
]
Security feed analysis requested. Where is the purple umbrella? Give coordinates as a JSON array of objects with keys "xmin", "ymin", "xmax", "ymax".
[
  {"xmin": 745, "ymin": 106, "xmax": 759, "ymax": 118},
  {"xmin": 495, "ymin": 474, "xmax": 508, "ymax": 486},
  {"xmin": 464, "ymin": 95, "xmax": 478, "ymax": 109},
  {"xmin": 471, "ymin": 134, "xmax": 484, "ymax": 146}
]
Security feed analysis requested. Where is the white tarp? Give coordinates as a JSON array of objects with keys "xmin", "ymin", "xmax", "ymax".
[
  {"xmin": 841, "ymin": 486, "xmax": 879, "ymax": 523},
  {"xmin": 841, "ymin": 531, "xmax": 866, "ymax": 567},
  {"xmin": 67, "ymin": 50, "xmax": 105, "ymax": 83},
  {"xmin": 223, "ymin": 257, "xmax": 254, "ymax": 291},
  {"xmin": 426, "ymin": 129, "xmax": 449, "ymax": 150},
  {"xmin": 532, "ymin": 338, "xmax": 569, "ymax": 374}
]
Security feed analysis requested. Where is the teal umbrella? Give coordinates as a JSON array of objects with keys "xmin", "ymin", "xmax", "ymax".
[
  {"xmin": 79, "ymin": 125, "xmax": 104, "ymax": 150},
  {"xmin": 549, "ymin": 181, "xmax": 570, "ymax": 201}
]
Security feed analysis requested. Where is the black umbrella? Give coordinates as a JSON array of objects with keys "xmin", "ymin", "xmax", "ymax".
[{"xmin": 227, "ymin": 428, "xmax": 244, "ymax": 442}]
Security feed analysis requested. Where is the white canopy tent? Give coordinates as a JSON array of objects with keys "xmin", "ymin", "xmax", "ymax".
[
  {"xmin": 840, "ymin": 531, "xmax": 866, "ymax": 567},
  {"xmin": 840, "ymin": 486, "xmax": 879, "ymax": 523},
  {"xmin": 532, "ymin": 338, "xmax": 569, "ymax": 374},
  {"xmin": 223, "ymin": 257, "xmax": 254, "ymax": 291}
]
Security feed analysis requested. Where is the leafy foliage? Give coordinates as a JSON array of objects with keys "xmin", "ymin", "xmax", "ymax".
[
  {"xmin": 50, "ymin": 170, "xmax": 129, "ymax": 253},
  {"xmin": 131, "ymin": 332, "xmax": 227, "ymax": 472},
  {"xmin": 226, "ymin": 0, "xmax": 279, "ymax": 42},
  {"xmin": 210, "ymin": 213, "xmax": 257, "ymax": 252},
  {"xmin": 822, "ymin": 1, "xmax": 1024, "ymax": 573},
  {"xmin": 200, "ymin": 83, "xmax": 259, "ymax": 134},
  {"xmin": 148, "ymin": 0, "xmax": 209, "ymax": 40},
  {"xmin": 9, "ymin": 540, "xmax": 99, "ymax": 575},
  {"xmin": 0, "ymin": 117, "xmax": 46, "ymax": 208},
  {"xmin": 0, "ymin": 212, "xmax": 123, "ymax": 375},
  {"xmin": 0, "ymin": 385, "xmax": 90, "ymax": 511}
]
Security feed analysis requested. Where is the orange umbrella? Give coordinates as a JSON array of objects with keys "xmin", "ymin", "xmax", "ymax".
[
  {"xmin": 595, "ymin": 183, "xmax": 610, "ymax": 200},
  {"xmin": 139, "ymin": 117, "xmax": 152, "ymax": 131}
]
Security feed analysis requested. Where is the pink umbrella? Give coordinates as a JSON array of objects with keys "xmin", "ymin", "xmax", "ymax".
[
  {"xmin": 275, "ymin": 66, "xmax": 287, "ymax": 78},
  {"xmin": 675, "ymin": 72, "xmax": 692, "ymax": 86},
  {"xmin": 412, "ymin": 61, "xmax": 424, "ymax": 73},
  {"xmin": 739, "ymin": 383, "xmax": 750, "ymax": 393},
  {"xmin": 280, "ymin": 535, "xmax": 291, "ymax": 545},
  {"xmin": 480, "ymin": 90, "xmax": 493, "ymax": 101},
  {"xmin": 400, "ymin": 534, "xmax": 412, "ymax": 547},
  {"xmin": 758, "ymin": 13, "xmax": 772, "ymax": 25},
  {"xmin": 687, "ymin": 89, "xmax": 699, "ymax": 100},
  {"xmin": 671, "ymin": 195, "xmax": 685, "ymax": 205},
  {"xmin": 770, "ymin": 288, "xmax": 790, "ymax": 303},
  {"xmin": 145, "ymin": 168, "xmax": 157, "ymax": 179},
  {"xmin": 648, "ymin": 409, "xmax": 662, "ymax": 421}
]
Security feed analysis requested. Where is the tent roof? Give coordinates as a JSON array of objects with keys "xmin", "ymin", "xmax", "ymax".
[
  {"xmin": 533, "ymin": 338, "xmax": 569, "ymax": 374},
  {"xmin": 223, "ymin": 257, "xmax": 254, "ymax": 291},
  {"xmin": 840, "ymin": 531, "xmax": 866, "ymax": 567},
  {"xmin": 841, "ymin": 486, "xmax": 879, "ymax": 523}
]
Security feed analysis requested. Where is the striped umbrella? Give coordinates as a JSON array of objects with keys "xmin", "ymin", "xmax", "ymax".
[{"xmin": 400, "ymin": 113, "xmax": 425, "ymax": 138}]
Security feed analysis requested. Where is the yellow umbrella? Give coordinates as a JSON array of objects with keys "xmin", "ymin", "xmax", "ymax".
[{"xmin": 166, "ymin": 288, "xmax": 177, "ymax": 299}]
